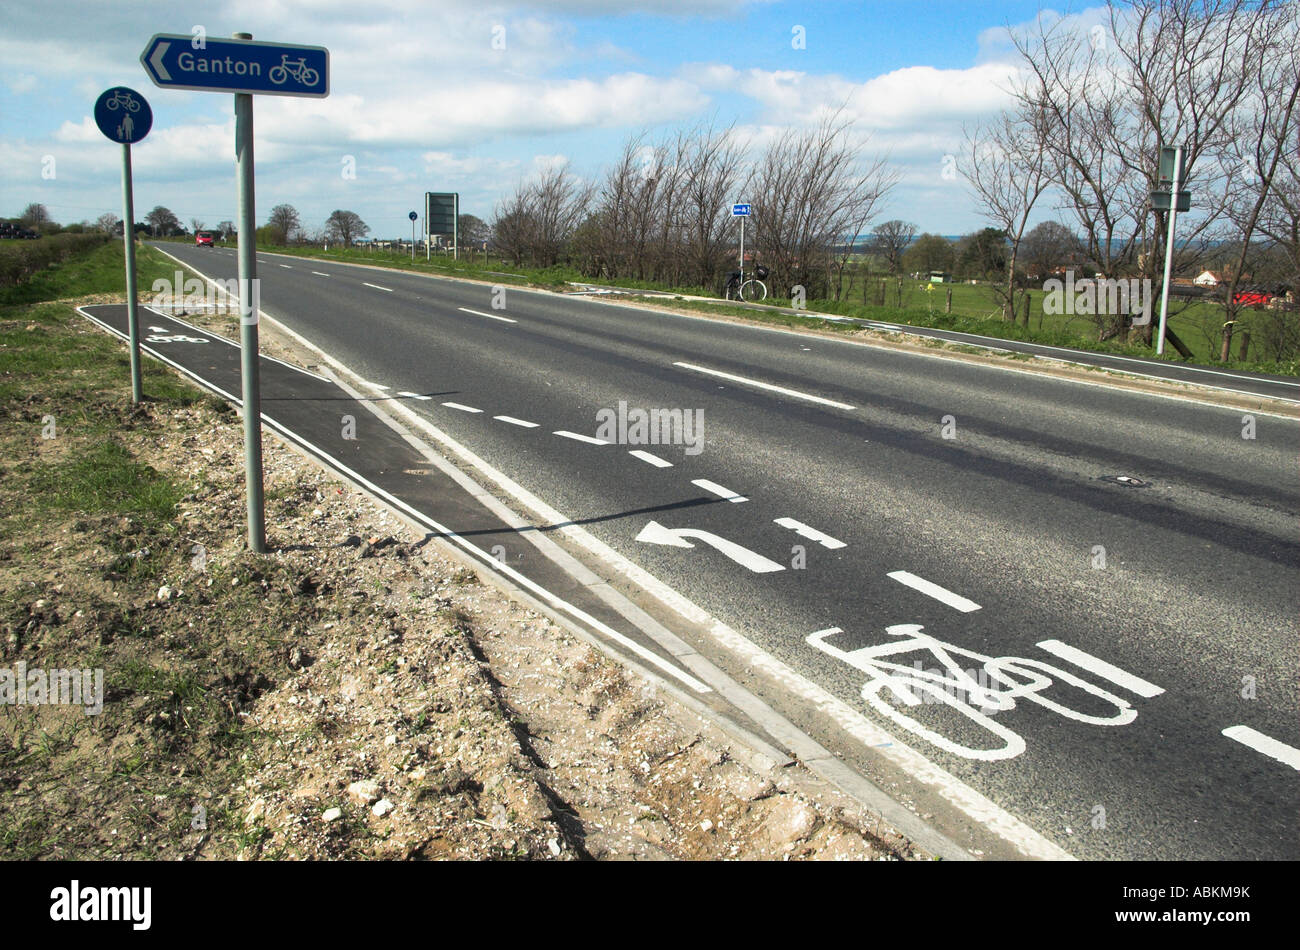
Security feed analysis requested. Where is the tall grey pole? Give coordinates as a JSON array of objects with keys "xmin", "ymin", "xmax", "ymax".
[
  {"xmin": 1155, "ymin": 145, "xmax": 1183, "ymax": 357},
  {"xmin": 739, "ymin": 214, "xmax": 745, "ymax": 285},
  {"xmin": 120, "ymin": 143, "xmax": 142, "ymax": 403},
  {"xmin": 234, "ymin": 32, "xmax": 266, "ymax": 553}
]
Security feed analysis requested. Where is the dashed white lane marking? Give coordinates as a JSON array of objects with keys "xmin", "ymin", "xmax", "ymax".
[
  {"xmin": 364, "ymin": 282, "xmax": 394, "ymax": 293},
  {"xmin": 458, "ymin": 306, "xmax": 517, "ymax": 324},
  {"xmin": 554, "ymin": 430, "xmax": 611, "ymax": 445},
  {"xmin": 887, "ymin": 570, "xmax": 981, "ymax": 612},
  {"xmin": 442, "ymin": 402, "xmax": 482, "ymax": 413},
  {"xmin": 672, "ymin": 361, "xmax": 855, "ymax": 411},
  {"xmin": 692, "ymin": 478, "xmax": 748, "ymax": 503},
  {"xmin": 279, "ymin": 264, "xmax": 293, "ymax": 269},
  {"xmin": 397, "ymin": 391, "xmax": 431, "ymax": 401},
  {"xmin": 311, "ymin": 271, "xmax": 330, "ymax": 277},
  {"xmin": 1035, "ymin": 640, "xmax": 1165, "ymax": 698},
  {"xmin": 1222, "ymin": 725, "xmax": 1300, "ymax": 771},
  {"xmin": 629, "ymin": 450, "xmax": 672, "ymax": 468},
  {"xmin": 495, "ymin": 415, "xmax": 539, "ymax": 428},
  {"xmin": 774, "ymin": 517, "xmax": 846, "ymax": 549}
]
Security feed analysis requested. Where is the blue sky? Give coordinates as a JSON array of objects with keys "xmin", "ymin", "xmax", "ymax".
[{"xmin": 0, "ymin": 1, "xmax": 1089, "ymax": 239}]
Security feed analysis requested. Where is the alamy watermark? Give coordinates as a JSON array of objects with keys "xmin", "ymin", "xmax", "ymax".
[
  {"xmin": 1, "ymin": 661, "xmax": 103, "ymax": 715},
  {"xmin": 150, "ymin": 270, "xmax": 261, "ymax": 324},
  {"xmin": 594, "ymin": 400, "xmax": 704, "ymax": 455},
  {"xmin": 1042, "ymin": 270, "xmax": 1152, "ymax": 325}
]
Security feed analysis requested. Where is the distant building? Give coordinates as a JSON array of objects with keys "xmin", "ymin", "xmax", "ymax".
[{"xmin": 1194, "ymin": 270, "xmax": 1221, "ymax": 286}]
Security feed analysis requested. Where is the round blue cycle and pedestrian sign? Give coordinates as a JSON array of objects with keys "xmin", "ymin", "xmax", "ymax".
[{"xmin": 94, "ymin": 87, "xmax": 153, "ymax": 144}]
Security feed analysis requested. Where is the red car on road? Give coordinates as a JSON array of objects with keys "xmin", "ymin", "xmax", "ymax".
[{"xmin": 196, "ymin": 231, "xmax": 214, "ymax": 247}]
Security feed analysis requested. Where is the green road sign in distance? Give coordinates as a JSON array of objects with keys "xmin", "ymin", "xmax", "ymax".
[{"xmin": 425, "ymin": 192, "xmax": 458, "ymax": 235}]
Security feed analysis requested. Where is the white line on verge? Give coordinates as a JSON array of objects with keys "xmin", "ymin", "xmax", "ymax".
[
  {"xmin": 1035, "ymin": 640, "xmax": 1165, "ymax": 698},
  {"xmin": 672, "ymin": 361, "xmax": 855, "ymax": 411},
  {"xmin": 495, "ymin": 415, "xmax": 539, "ymax": 428},
  {"xmin": 692, "ymin": 478, "xmax": 748, "ymax": 503},
  {"xmin": 629, "ymin": 450, "xmax": 672, "ymax": 468},
  {"xmin": 458, "ymin": 306, "xmax": 517, "ymax": 324},
  {"xmin": 1222, "ymin": 725, "xmax": 1300, "ymax": 770},
  {"xmin": 554, "ymin": 430, "xmax": 610, "ymax": 445},
  {"xmin": 887, "ymin": 570, "xmax": 981, "ymax": 612}
]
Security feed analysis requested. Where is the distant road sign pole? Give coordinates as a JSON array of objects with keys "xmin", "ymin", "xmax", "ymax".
[
  {"xmin": 93, "ymin": 87, "xmax": 153, "ymax": 403},
  {"xmin": 141, "ymin": 30, "xmax": 328, "ymax": 554},
  {"xmin": 1155, "ymin": 145, "xmax": 1184, "ymax": 357},
  {"xmin": 409, "ymin": 210, "xmax": 417, "ymax": 261}
]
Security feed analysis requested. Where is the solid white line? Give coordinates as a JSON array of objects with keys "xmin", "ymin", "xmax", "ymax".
[
  {"xmin": 554, "ymin": 430, "xmax": 610, "ymax": 445},
  {"xmin": 442, "ymin": 402, "xmax": 482, "ymax": 413},
  {"xmin": 672, "ymin": 361, "xmax": 855, "ymax": 411},
  {"xmin": 458, "ymin": 306, "xmax": 517, "ymax": 324},
  {"xmin": 494, "ymin": 415, "xmax": 539, "ymax": 428},
  {"xmin": 1035, "ymin": 640, "xmax": 1165, "ymax": 698},
  {"xmin": 363, "ymin": 282, "xmax": 394, "ymax": 293},
  {"xmin": 311, "ymin": 271, "xmax": 330, "ymax": 277},
  {"xmin": 1222, "ymin": 725, "xmax": 1300, "ymax": 770},
  {"xmin": 397, "ymin": 391, "xmax": 431, "ymax": 401},
  {"xmin": 887, "ymin": 571, "xmax": 981, "ymax": 612},
  {"xmin": 692, "ymin": 478, "xmax": 748, "ymax": 503},
  {"xmin": 76, "ymin": 306, "xmax": 711, "ymax": 696},
  {"xmin": 629, "ymin": 450, "xmax": 672, "ymax": 468},
  {"xmin": 774, "ymin": 517, "xmax": 846, "ymax": 549}
]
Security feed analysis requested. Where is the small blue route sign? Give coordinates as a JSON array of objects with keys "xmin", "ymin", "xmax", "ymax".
[{"xmin": 94, "ymin": 87, "xmax": 153, "ymax": 144}]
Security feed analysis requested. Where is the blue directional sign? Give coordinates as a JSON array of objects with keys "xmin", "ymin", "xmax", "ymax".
[
  {"xmin": 732, "ymin": 203, "xmax": 752, "ymax": 217},
  {"xmin": 140, "ymin": 34, "xmax": 329, "ymax": 98},
  {"xmin": 93, "ymin": 87, "xmax": 153, "ymax": 144}
]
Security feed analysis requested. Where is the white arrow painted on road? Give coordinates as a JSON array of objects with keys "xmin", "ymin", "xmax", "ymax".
[
  {"xmin": 635, "ymin": 520, "xmax": 785, "ymax": 573},
  {"xmin": 150, "ymin": 41, "xmax": 171, "ymax": 81}
]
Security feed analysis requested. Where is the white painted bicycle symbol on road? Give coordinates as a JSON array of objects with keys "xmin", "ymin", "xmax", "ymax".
[{"xmin": 808, "ymin": 624, "xmax": 1161, "ymax": 761}]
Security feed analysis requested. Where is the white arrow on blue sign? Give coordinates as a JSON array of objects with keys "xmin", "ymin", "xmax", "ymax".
[
  {"xmin": 732, "ymin": 203, "xmax": 752, "ymax": 217},
  {"xmin": 140, "ymin": 34, "xmax": 329, "ymax": 98}
]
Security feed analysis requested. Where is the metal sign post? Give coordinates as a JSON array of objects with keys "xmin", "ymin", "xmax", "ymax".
[
  {"xmin": 1154, "ymin": 145, "xmax": 1185, "ymax": 356},
  {"xmin": 142, "ymin": 30, "xmax": 329, "ymax": 553},
  {"xmin": 732, "ymin": 203, "xmax": 751, "ymax": 282},
  {"xmin": 409, "ymin": 210, "xmax": 417, "ymax": 261},
  {"xmin": 93, "ymin": 87, "xmax": 153, "ymax": 403}
]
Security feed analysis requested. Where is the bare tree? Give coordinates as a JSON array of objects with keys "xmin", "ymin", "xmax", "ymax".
[
  {"xmin": 1217, "ymin": 2, "xmax": 1300, "ymax": 355},
  {"xmin": 750, "ymin": 113, "xmax": 897, "ymax": 299},
  {"xmin": 21, "ymin": 203, "xmax": 51, "ymax": 231},
  {"xmin": 491, "ymin": 163, "xmax": 593, "ymax": 268},
  {"xmin": 871, "ymin": 220, "xmax": 917, "ymax": 274},
  {"xmin": 95, "ymin": 212, "xmax": 120, "ymax": 235},
  {"xmin": 679, "ymin": 120, "xmax": 750, "ymax": 290},
  {"xmin": 189, "ymin": 218, "xmax": 205, "ymax": 235},
  {"xmin": 145, "ymin": 206, "xmax": 181, "ymax": 237},
  {"xmin": 962, "ymin": 104, "xmax": 1050, "ymax": 321},
  {"xmin": 1010, "ymin": 0, "xmax": 1271, "ymax": 289}
]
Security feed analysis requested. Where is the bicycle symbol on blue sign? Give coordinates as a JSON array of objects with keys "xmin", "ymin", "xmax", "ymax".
[{"xmin": 93, "ymin": 87, "xmax": 153, "ymax": 145}]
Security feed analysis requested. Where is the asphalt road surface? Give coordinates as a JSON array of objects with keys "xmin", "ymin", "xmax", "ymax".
[{"xmin": 151, "ymin": 242, "xmax": 1300, "ymax": 860}]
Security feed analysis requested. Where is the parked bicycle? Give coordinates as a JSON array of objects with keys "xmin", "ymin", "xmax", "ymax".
[{"xmin": 724, "ymin": 263, "xmax": 768, "ymax": 302}]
